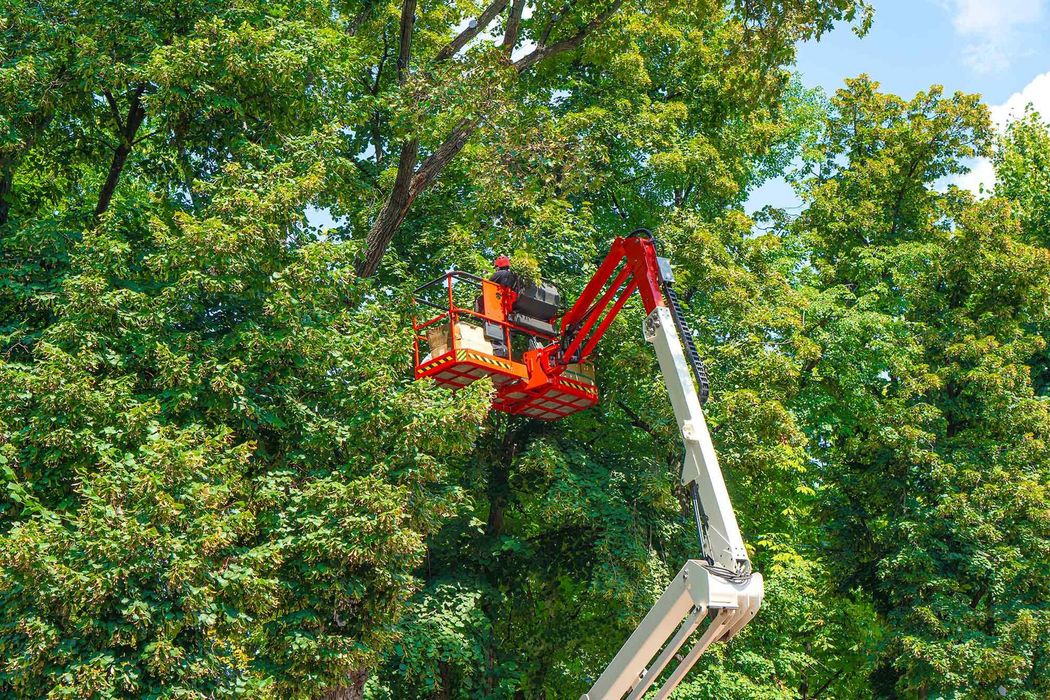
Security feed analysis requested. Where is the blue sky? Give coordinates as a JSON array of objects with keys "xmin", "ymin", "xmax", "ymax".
[{"xmin": 749, "ymin": 0, "xmax": 1050, "ymax": 211}]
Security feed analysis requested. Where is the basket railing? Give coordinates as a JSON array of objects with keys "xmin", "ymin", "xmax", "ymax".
[{"xmin": 412, "ymin": 271, "xmax": 558, "ymax": 370}]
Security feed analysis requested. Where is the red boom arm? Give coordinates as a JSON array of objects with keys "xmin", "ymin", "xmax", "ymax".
[
  {"xmin": 413, "ymin": 229, "xmax": 706, "ymax": 420},
  {"xmin": 544, "ymin": 234, "xmax": 667, "ymax": 369}
]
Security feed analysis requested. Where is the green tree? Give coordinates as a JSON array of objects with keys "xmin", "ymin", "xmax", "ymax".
[
  {"xmin": 0, "ymin": 137, "xmax": 492, "ymax": 697},
  {"xmin": 994, "ymin": 111, "xmax": 1050, "ymax": 398},
  {"xmin": 26, "ymin": 1, "xmax": 1050, "ymax": 699},
  {"xmin": 366, "ymin": 5, "xmax": 877, "ymax": 698},
  {"xmin": 995, "ymin": 110, "xmax": 1050, "ymax": 248},
  {"xmin": 792, "ymin": 77, "xmax": 1050, "ymax": 698}
]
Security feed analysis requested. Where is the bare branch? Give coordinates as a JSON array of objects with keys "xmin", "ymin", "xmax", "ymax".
[
  {"xmin": 513, "ymin": 0, "xmax": 623, "ymax": 73},
  {"xmin": 503, "ymin": 0, "xmax": 526, "ymax": 52},
  {"xmin": 435, "ymin": 0, "xmax": 510, "ymax": 62},
  {"xmin": 102, "ymin": 89, "xmax": 124, "ymax": 132},
  {"xmin": 396, "ymin": 0, "xmax": 417, "ymax": 83}
]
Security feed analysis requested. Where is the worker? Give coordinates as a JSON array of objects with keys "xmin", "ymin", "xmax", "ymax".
[
  {"xmin": 491, "ymin": 254, "xmax": 519, "ymax": 289},
  {"xmin": 483, "ymin": 254, "xmax": 520, "ymax": 358}
]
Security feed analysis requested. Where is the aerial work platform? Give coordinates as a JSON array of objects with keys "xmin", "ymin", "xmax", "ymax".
[
  {"xmin": 413, "ymin": 271, "xmax": 597, "ymax": 420},
  {"xmin": 412, "ymin": 232, "xmax": 763, "ymax": 698}
]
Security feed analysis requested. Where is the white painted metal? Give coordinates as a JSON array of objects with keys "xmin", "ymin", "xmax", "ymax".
[
  {"xmin": 580, "ymin": 308, "xmax": 764, "ymax": 700},
  {"xmin": 644, "ymin": 306, "xmax": 748, "ymax": 571}
]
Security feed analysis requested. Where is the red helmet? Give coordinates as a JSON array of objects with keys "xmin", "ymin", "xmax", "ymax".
[{"xmin": 494, "ymin": 254, "xmax": 510, "ymax": 269}]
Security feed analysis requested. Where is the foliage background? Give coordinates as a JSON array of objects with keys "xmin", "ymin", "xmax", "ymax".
[{"xmin": 0, "ymin": 1, "xmax": 1047, "ymax": 698}]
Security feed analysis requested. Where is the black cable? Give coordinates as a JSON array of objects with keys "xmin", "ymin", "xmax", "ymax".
[
  {"xmin": 662, "ymin": 284, "xmax": 710, "ymax": 405},
  {"xmin": 701, "ymin": 563, "xmax": 753, "ymax": 585}
]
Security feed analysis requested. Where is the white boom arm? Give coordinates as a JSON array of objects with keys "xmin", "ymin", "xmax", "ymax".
[{"xmin": 581, "ymin": 306, "xmax": 764, "ymax": 700}]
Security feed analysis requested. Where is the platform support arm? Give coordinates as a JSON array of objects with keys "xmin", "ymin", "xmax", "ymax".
[
  {"xmin": 579, "ymin": 305, "xmax": 762, "ymax": 700},
  {"xmin": 644, "ymin": 307, "xmax": 749, "ymax": 572},
  {"xmin": 553, "ymin": 235, "xmax": 666, "ymax": 368}
]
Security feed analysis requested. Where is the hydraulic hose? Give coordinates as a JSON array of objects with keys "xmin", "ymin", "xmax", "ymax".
[
  {"xmin": 627, "ymin": 228, "xmax": 711, "ymax": 405},
  {"xmin": 662, "ymin": 284, "xmax": 710, "ymax": 405}
]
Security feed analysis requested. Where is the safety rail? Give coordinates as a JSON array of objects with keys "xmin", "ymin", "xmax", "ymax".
[{"xmin": 412, "ymin": 271, "xmax": 558, "ymax": 371}]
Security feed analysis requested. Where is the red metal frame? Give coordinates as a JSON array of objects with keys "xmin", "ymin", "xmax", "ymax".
[
  {"xmin": 413, "ymin": 235, "xmax": 666, "ymax": 420},
  {"xmin": 529, "ymin": 234, "xmax": 664, "ymax": 377},
  {"xmin": 413, "ymin": 272, "xmax": 545, "ymax": 391}
]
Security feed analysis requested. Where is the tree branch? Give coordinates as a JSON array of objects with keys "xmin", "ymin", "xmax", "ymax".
[
  {"xmin": 435, "ymin": 0, "xmax": 510, "ymax": 62},
  {"xmin": 354, "ymin": 118, "xmax": 476, "ymax": 278},
  {"xmin": 503, "ymin": 0, "xmax": 526, "ymax": 52},
  {"xmin": 609, "ymin": 190, "xmax": 630, "ymax": 220},
  {"xmin": 346, "ymin": 1, "xmax": 376, "ymax": 37},
  {"xmin": 411, "ymin": 118, "xmax": 477, "ymax": 194},
  {"xmin": 680, "ymin": 177, "xmax": 696, "ymax": 207},
  {"xmin": 354, "ymin": 0, "xmax": 419, "ymax": 276},
  {"xmin": 514, "ymin": 0, "xmax": 623, "ymax": 72},
  {"xmin": 364, "ymin": 29, "xmax": 392, "ymax": 164},
  {"xmin": 354, "ymin": 0, "xmax": 627, "ymax": 277},
  {"xmin": 539, "ymin": 2, "xmax": 572, "ymax": 46},
  {"xmin": 373, "ymin": 29, "xmax": 390, "ymax": 95},
  {"xmin": 356, "ymin": 140, "xmax": 417, "ymax": 277},
  {"xmin": 616, "ymin": 399, "xmax": 662, "ymax": 441},
  {"xmin": 102, "ymin": 89, "xmax": 124, "ymax": 132},
  {"xmin": 396, "ymin": 0, "xmax": 417, "ymax": 83},
  {"xmin": 809, "ymin": 667, "xmax": 845, "ymax": 699},
  {"xmin": 95, "ymin": 85, "xmax": 147, "ymax": 218}
]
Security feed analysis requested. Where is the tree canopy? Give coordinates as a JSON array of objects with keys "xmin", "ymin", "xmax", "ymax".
[{"xmin": 1, "ymin": 1, "xmax": 1047, "ymax": 699}]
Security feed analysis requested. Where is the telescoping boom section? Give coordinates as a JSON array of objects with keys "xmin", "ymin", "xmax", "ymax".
[{"xmin": 412, "ymin": 231, "xmax": 763, "ymax": 698}]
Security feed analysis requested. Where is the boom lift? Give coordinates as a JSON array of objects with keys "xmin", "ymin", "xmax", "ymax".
[{"xmin": 412, "ymin": 231, "xmax": 763, "ymax": 699}]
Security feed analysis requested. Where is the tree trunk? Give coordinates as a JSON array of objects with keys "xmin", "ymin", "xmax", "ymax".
[
  {"xmin": 95, "ymin": 87, "xmax": 146, "ymax": 219},
  {"xmin": 486, "ymin": 457, "xmax": 509, "ymax": 538},
  {"xmin": 356, "ymin": 118, "xmax": 475, "ymax": 278},
  {"xmin": 316, "ymin": 669, "xmax": 368, "ymax": 700},
  {"xmin": 435, "ymin": 661, "xmax": 453, "ymax": 699},
  {"xmin": 355, "ymin": 139, "xmax": 418, "ymax": 276},
  {"xmin": 0, "ymin": 164, "xmax": 13, "ymax": 228}
]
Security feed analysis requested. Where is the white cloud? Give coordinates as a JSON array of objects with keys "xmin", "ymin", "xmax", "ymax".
[
  {"xmin": 955, "ymin": 156, "xmax": 997, "ymax": 194},
  {"xmin": 989, "ymin": 70, "xmax": 1050, "ymax": 125},
  {"xmin": 950, "ymin": 0, "xmax": 1042, "ymax": 35},
  {"xmin": 942, "ymin": 0, "xmax": 1045, "ymax": 74},
  {"xmin": 956, "ymin": 71, "xmax": 1050, "ymax": 194},
  {"xmin": 961, "ymin": 42, "xmax": 1009, "ymax": 75}
]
